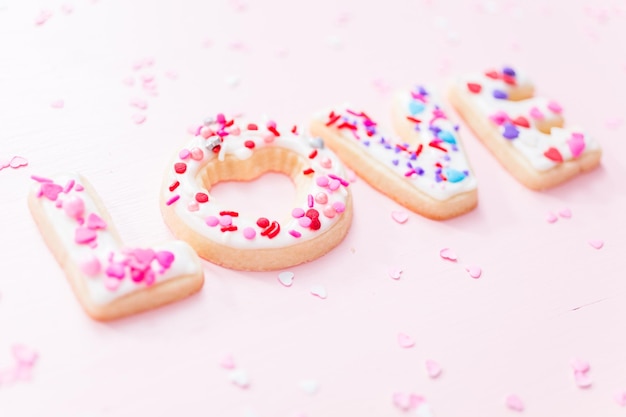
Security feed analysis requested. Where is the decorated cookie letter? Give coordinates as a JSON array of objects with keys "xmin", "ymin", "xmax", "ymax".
[
  {"xmin": 28, "ymin": 174, "xmax": 204, "ymax": 321},
  {"xmin": 449, "ymin": 66, "xmax": 602, "ymax": 190},
  {"xmin": 310, "ymin": 89, "xmax": 477, "ymax": 220},
  {"xmin": 161, "ymin": 114, "xmax": 353, "ymax": 271}
]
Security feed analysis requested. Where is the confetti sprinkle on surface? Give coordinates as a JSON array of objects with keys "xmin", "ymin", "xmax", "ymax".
[
  {"xmin": 277, "ymin": 271, "xmax": 294, "ymax": 287},
  {"xmin": 505, "ymin": 394, "xmax": 525, "ymax": 412},
  {"xmin": 310, "ymin": 285, "xmax": 327, "ymax": 299},
  {"xmin": 391, "ymin": 210, "xmax": 408, "ymax": 224},
  {"xmin": 397, "ymin": 332, "xmax": 415, "ymax": 348},
  {"xmin": 439, "ymin": 248, "xmax": 457, "ymax": 261},
  {"xmin": 465, "ymin": 265, "xmax": 482, "ymax": 279}
]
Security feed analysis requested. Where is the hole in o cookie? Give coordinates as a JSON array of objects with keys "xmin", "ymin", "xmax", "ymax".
[{"xmin": 208, "ymin": 172, "xmax": 297, "ymax": 223}]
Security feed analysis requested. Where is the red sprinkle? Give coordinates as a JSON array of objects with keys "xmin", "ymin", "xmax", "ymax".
[
  {"xmin": 267, "ymin": 222, "xmax": 280, "ymax": 238},
  {"xmin": 303, "ymin": 168, "xmax": 315, "ymax": 175},
  {"xmin": 467, "ymin": 83, "xmax": 482, "ymax": 94},
  {"xmin": 308, "ymin": 149, "xmax": 318, "ymax": 159},
  {"xmin": 169, "ymin": 181, "xmax": 180, "ymax": 192},
  {"xmin": 219, "ymin": 211, "xmax": 239, "ymax": 217},
  {"xmin": 415, "ymin": 144, "xmax": 424, "ymax": 157},
  {"xmin": 221, "ymin": 225, "xmax": 238, "ymax": 232},
  {"xmin": 256, "ymin": 217, "xmax": 270, "ymax": 228},
  {"xmin": 244, "ymin": 140, "xmax": 255, "ymax": 149},
  {"xmin": 212, "ymin": 144, "xmax": 221, "ymax": 153},
  {"xmin": 502, "ymin": 74, "xmax": 516, "ymax": 85},
  {"xmin": 291, "ymin": 125, "xmax": 298, "ymax": 134},
  {"xmin": 306, "ymin": 208, "xmax": 319, "ymax": 219},
  {"xmin": 406, "ymin": 116, "xmax": 422, "ymax": 124},
  {"xmin": 544, "ymin": 147, "xmax": 564, "ymax": 163},
  {"xmin": 485, "ymin": 70, "xmax": 499, "ymax": 79},
  {"xmin": 326, "ymin": 113, "xmax": 341, "ymax": 126},
  {"xmin": 174, "ymin": 162, "xmax": 187, "ymax": 174},
  {"xmin": 247, "ymin": 123, "xmax": 258, "ymax": 130},
  {"xmin": 512, "ymin": 116, "xmax": 530, "ymax": 128},
  {"xmin": 309, "ymin": 218, "xmax": 321, "ymax": 231},
  {"xmin": 337, "ymin": 122, "xmax": 357, "ymax": 130},
  {"xmin": 428, "ymin": 141, "xmax": 448, "ymax": 153},
  {"xmin": 268, "ymin": 126, "xmax": 280, "ymax": 136},
  {"xmin": 195, "ymin": 192, "xmax": 209, "ymax": 203}
]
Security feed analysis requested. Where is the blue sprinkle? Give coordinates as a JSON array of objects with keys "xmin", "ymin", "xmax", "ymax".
[
  {"xmin": 438, "ymin": 130, "xmax": 457, "ymax": 144},
  {"xmin": 392, "ymin": 159, "xmax": 399, "ymax": 166},
  {"xmin": 445, "ymin": 168, "xmax": 466, "ymax": 183},
  {"xmin": 502, "ymin": 66, "xmax": 516, "ymax": 76},
  {"xmin": 408, "ymin": 100, "xmax": 426, "ymax": 115},
  {"xmin": 493, "ymin": 89, "xmax": 508, "ymax": 99}
]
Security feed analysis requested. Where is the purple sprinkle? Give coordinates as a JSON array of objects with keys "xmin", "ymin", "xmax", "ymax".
[
  {"xmin": 384, "ymin": 144, "xmax": 392, "ymax": 150},
  {"xmin": 493, "ymin": 89, "xmax": 508, "ymax": 100},
  {"xmin": 416, "ymin": 167, "xmax": 425, "ymax": 175},
  {"xmin": 429, "ymin": 126, "xmax": 441, "ymax": 134},
  {"xmin": 406, "ymin": 161, "xmax": 413, "ymax": 169},
  {"xmin": 435, "ymin": 175, "xmax": 442, "ymax": 183},
  {"xmin": 363, "ymin": 141, "xmax": 370, "ymax": 147},
  {"xmin": 454, "ymin": 124, "xmax": 460, "ymax": 131},
  {"xmin": 502, "ymin": 122, "xmax": 519, "ymax": 140},
  {"xmin": 166, "ymin": 195, "xmax": 180, "ymax": 206},
  {"xmin": 502, "ymin": 66, "xmax": 516, "ymax": 76},
  {"xmin": 418, "ymin": 86, "xmax": 428, "ymax": 96},
  {"xmin": 413, "ymin": 125, "xmax": 421, "ymax": 132},
  {"xmin": 443, "ymin": 155, "xmax": 451, "ymax": 161},
  {"xmin": 463, "ymin": 170, "xmax": 469, "ymax": 176},
  {"xmin": 392, "ymin": 159, "xmax": 399, "ymax": 166},
  {"xmin": 409, "ymin": 154, "xmax": 417, "ymax": 161},
  {"xmin": 394, "ymin": 147, "xmax": 402, "ymax": 154}
]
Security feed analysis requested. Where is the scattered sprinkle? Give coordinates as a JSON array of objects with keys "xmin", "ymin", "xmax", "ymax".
[
  {"xmin": 278, "ymin": 271, "xmax": 294, "ymax": 287},
  {"xmin": 439, "ymin": 248, "xmax": 457, "ymax": 261},
  {"xmin": 388, "ymin": 266, "xmax": 403, "ymax": 280},
  {"xmin": 34, "ymin": 9, "xmax": 52, "ymax": 26},
  {"xmin": 132, "ymin": 114, "xmax": 146, "ymax": 124},
  {"xmin": 558, "ymin": 208, "xmax": 572, "ymax": 219},
  {"xmin": 505, "ymin": 394, "xmax": 525, "ymax": 412},
  {"xmin": 614, "ymin": 390, "xmax": 626, "ymax": 407},
  {"xmin": 392, "ymin": 392, "xmax": 426, "ymax": 412},
  {"xmin": 228, "ymin": 369, "xmax": 250, "ymax": 389},
  {"xmin": 574, "ymin": 370, "xmax": 592, "ymax": 388},
  {"xmin": 397, "ymin": 332, "xmax": 415, "ymax": 348},
  {"xmin": 130, "ymin": 98, "xmax": 148, "ymax": 110},
  {"xmin": 298, "ymin": 379, "xmax": 319, "ymax": 395},
  {"xmin": 465, "ymin": 265, "xmax": 482, "ymax": 279},
  {"xmin": 546, "ymin": 212, "xmax": 558, "ymax": 223},
  {"xmin": 391, "ymin": 210, "xmax": 408, "ymax": 224},
  {"xmin": 8, "ymin": 156, "xmax": 28, "ymax": 169},
  {"xmin": 219, "ymin": 354, "xmax": 236, "ymax": 370},
  {"xmin": 425, "ymin": 359, "xmax": 442, "ymax": 379},
  {"xmin": 50, "ymin": 99, "xmax": 64, "ymax": 109},
  {"xmin": 588, "ymin": 240, "xmax": 604, "ymax": 249},
  {"xmin": 570, "ymin": 358, "xmax": 590, "ymax": 373},
  {"xmin": 310, "ymin": 285, "xmax": 327, "ymax": 299}
]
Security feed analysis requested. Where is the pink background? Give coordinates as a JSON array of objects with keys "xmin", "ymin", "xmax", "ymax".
[{"xmin": 2, "ymin": 0, "xmax": 626, "ymax": 415}]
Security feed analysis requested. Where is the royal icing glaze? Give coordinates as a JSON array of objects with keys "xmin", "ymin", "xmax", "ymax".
[
  {"xmin": 456, "ymin": 66, "xmax": 600, "ymax": 171},
  {"xmin": 163, "ymin": 114, "xmax": 350, "ymax": 249},
  {"xmin": 31, "ymin": 173, "xmax": 201, "ymax": 306},
  {"xmin": 317, "ymin": 96, "xmax": 477, "ymax": 201}
]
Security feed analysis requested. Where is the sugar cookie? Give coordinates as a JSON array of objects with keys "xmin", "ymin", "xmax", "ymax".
[
  {"xmin": 161, "ymin": 114, "xmax": 353, "ymax": 271},
  {"xmin": 310, "ymin": 90, "xmax": 477, "ymax": 220},
  {"xmin": 449, "ymin": 66, "xmax": 601, "ymax": 190},
  {"xmin": 28, "ymin": 174, "xmax": 204, "ymax": 321}
]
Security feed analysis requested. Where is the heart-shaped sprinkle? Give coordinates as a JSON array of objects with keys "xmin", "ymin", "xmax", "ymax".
[
  {"xmin": 278, "ymin": 271, "xmax": 294, "ymax": 287},
  {"xmin": 505, "ymin": 394, "xmax": 524, "ymax": 412},
  {"xmin": 155, "ymin": 251, "xmax": 175, "ymax": 268},
  {"xmin": 574, "ymin": 370, "xmax": 592, "ymax": 388},
  {"xmin": 75, "ymin": 226, "xmax": 97, "ymax": 244},
  {"xmin": 392, "ymin": 393, "xmax": 426, "ymax": 411},
  {"xmin": 439, "ymin": 248, "xmax": 458, "ymax": 261},
  {"xmin": 558, "ymin": 208, "xmax": 572, "ymax": 219},
  {"xmin": 489, "ymin": 111, "xmax": 509, "ymax": 126},
  {"xmin": 546, "ymin": 212, "xmax": 558, "ymax": 223},
  {"xmin": 529, "ymin": 107, "xmax": 544, "ymax": 120},
  {"xmin": 0, "ymin": 159, "xmax": 10, "ymax": 170},
  {"xmin": 320, "ymin": 157, "xmax": 332, "ymax": 169},
  {"xmin": 130, "ymin": 97, "xmax": 148, "ymax": 110},
  {"xmin": 425, "ymin": 359, "xmax": 442, "ymax": 379},
  {"xmin": 388, "ymin": 267, "xmax": 403, "ymax": 280},
  {"xmin": 543, "ymin": 147, "xmax": 563, "ymax": 163},
  {"xmin": 465, "ymin": 265, "xmax": 482, "ymax": 279},
  {"xmin": 512, "ymin": 116, "xmax": 530, "ymax": 128},
  {"xmin": 614, "ymin": 391, "xmax": 626, "ymax": 406},
  {"xmin": 570, "ymin": 358, "xmax": 590, "ymax": 373},
  {"xmin": 9, "ymin": 156, "xmax": 28, "ymax": 168},
  {"xmin": 63, "ymin": 196, "xmax": 85, "ymax": 220},
  {"xmin": 104, "ymin": 277, "xmax": 122, "ymax": 291},
  {"xmin": 567, "ymin": 135, "xmax": 586, "ymax": 158},
  {"xmin": 12, "ymin": 345, "xmax": 38, "ymax": 366},
  {"xmin": 87, "ymin": 213, "xmax": 107, "ymax": 230},
  {"xmin": 132, "ymin": 114, "xmax": 146, "ymax": 124},
  {"xmin": 391, "ymin": 210, "xmax": 408, "ymax": 224},
  {"xmin": 219, "ymin": 354, "xmax": 236, "ymax": 369},
  {"xmin": 41, "ymin": 182, "xmax": 63, "ymax": 201},
  {"xmin": 187, "ymin": 201, "xmax": 199, "ymax": 212},
  {"xmin": 467, "ymin": 83, "xmax": 482, "ymax": 93},
  {"xmin": 298, "ymin": 379, "xmax": 319, "ymax": 395},
  {"xmin": 50, "ymin": 99, "xmax": 64, "ymax": 109},
  {"xmin": 547, "ymin": 100, "xmax": 562, "ymax": 113},
  {"xmin": 502, "ymin": 123, "xmax": 519, "ymax": 140},
  {"xmin": 310, "ymin": 285, "xmax": 327, "ymax": 299},
  {"xmin": 397, "ymin": 332, "xmax": 415, "ymax": 348},
  {"xmin": 228, "ymin": 369, "xmax": 250, "ymax": 388},
  {"xmin": 130, "ymin": 248, "xmax": 156, "ymax": 266},
  {"xmin": 80, "ymin": 256, "xmax": 101, "ymax": 277},
  {"xmin": 587, "ymin": 239, "xmax": 604, "ymax": 249}
]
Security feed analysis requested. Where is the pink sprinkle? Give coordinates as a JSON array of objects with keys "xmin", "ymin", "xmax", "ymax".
[
  {"xmin": 122, "ymin": 76, "xmax": 135, "ymax": 87},
  {"xmin": 614, "ymin": 391, "xmax": 626, "ymax": 407},
  {"xmin": 505, "ymin": 394, "xmax": 524, "ymax": 412},
  {"xmin": 166, "ymin": 195, "xmax": 180, "ymax": 205},
  {"xmin": 546, "ymin": 212, "xmax": 558, "ymax": 223},
  {"xmin": 298, "ymin": 217, "xmax": 312, "ymax": 228},
  {"xmin": 292, "ymin": 208, "xmax": 305, "ymax": 218},
  {"xmin": 9, "ymin": 156, "xmax": 28, "ymax": 169},
  {"xmin": 30, "ymin": 175, "xmax": 52, "ymax": 183},
  {"xmin": 332, "ymin": 202, "xmax": 345, "ymax": 213},
  {"xmin": 328, "ymin": 179, "xmax": 341, "ymax": 191},
  {"xmin": 105, "ymin": 262, "xmax": 126, "ymax": 279},
  {"xmin": 391, "ymin": 210, "xmax": 408, "ymax": 224},
  {"xmin": 219, "ymin": 215, "xmax": 232, "ymax": 226},
  {"xmin": 132, "ymin": 114, "xmax": 146, "ymax": 124},
  {"xmin": 50, "ymin": 99, "xmax": 64, "ymax": 109},
  {"xmin": 308, "ymin": 194, "xmax": 314, "ymax": 208},
  {"xmin": 104, "ymin": 277, "xmax": 122, "ymax": 291},
  {"xmin": 397, "ymin": 332, "xmax": 415, "ymax": 348},
  {"xmin": 155, "ymin": 251, "xmax": 175, "ymax": 268},
  {"xmin": 588, "ymin": 239, "xmax": 604, "ymax": 249},
  {"xmin": 220, "ymin": 354, "xmax": 236, "ymax": 369},
  {"xmin": 34, "ymin": 10, "xmax": 52, "ymax": 26},
  {"xmin": 63, "ymin": 179, "xmax": 75, "ymax": 193},
  {"xmin": 190, "ymin": 147, "xmax": 204, "ymax": 160},
  {"xmin": 547, "ymin": 101, "xmax": 563, "ymax": 113},
  {"xmin": 388, "ymin": 267, "xmax": 402, "ymax": 280},
  {"xmin": 179, "ymin": 149, "xmax": 191, "ymax": 160},
  {"xmin": 12, "ymin": 345, "xmax": 38, "ymax": 367},
  {"xmin": 529, "ymin": 107, "xmax": 544, "ymax": 120},
  {"xmin": 323, "ymin": 205, "xmax": 336, "ymax": 218},
  {"xmin": 80, "ymin": 256, "xmax": 101, "ymax": 277},
  {"xmin": 558, "ymin": 208, "xmax": 572, "ymax": 219},
  {"xmin": 75, "ymin": 184, "xmax": 84, "ymax": 191},
  {"xmin": 289, "ymin": 230, "xmax": 302, "ymax": 238},
  {"xmin": 465, "ymin": 265, "xmax": 482, "ymax": 279},
  {"xmin": 0, "ymin": 159, "xmax": 11, "ymax": 170},
  {"xmin": 439, "ymin": 248, "xmax": 457, "ymax": 261},
  {"xmin": 392, "ymin": 393, "xmax": 425, "ymax": 412},
  {"xmin": 63, "ymin": 196, "xmax": 85, "ymax": 220},
  {"xmin": 41, "ymin": 183, "xmax": 63, "ymax": 201},
  {"xmin": 241, "ymin": 227, "xmax": 255, "ymax": 239},
  {"xmin": 574, "ymin": 370, "xmax": 592, "ymax": 388},
  {"xmin": 187, "ymin": 201, "xmax": 199, "ymax": 212},
  {"xmin": 206, "ymin": 216, "xmax": 219, "ymax": 227},
  {"xmin": 570, "ymin": 358, "xmax": 590, "ymax": 373},
  {"xmin": 165, "ymin": 70, "xmax": 179, "ymax": 80},
  {"xmin": 316, "ymin": 176, "xmax": 329, "ymax": 187},
  {"xmin": 315, "ymin": 192, "xmax": 328, "ymax": 204},
  {"xmin": 425, "ymin": 359, "xmax": 442, "ymax": 379},
  {"xmin": 130, "ymin": 98, "xmax": 148, "ymax": 110},
  {"xmin": 87, "ymin": 213, "xmax": 107, "ymax": 230},
  {"xmin": 75, "ymin": 227, "xmax": 97, "ymax": 244}
]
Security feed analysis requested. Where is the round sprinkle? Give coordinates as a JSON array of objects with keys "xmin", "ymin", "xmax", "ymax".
[
  {"xmin": 256, "ymin": 217, "xmax": 270, "ymax": 228},
  {"xmin": 316, "ymin": 176, "xmax": 329, "ymax": 187},
  {"xmin": 332, "ymin": 202, "xmax": 345, "ymax": 213},
  {"xmin": 195, "ymin": 192, "xmax": 209, "ymax": 203},
  {"xmin": 298, "ymin": 217, "xmax": 312, "ymax": 227},
  {"xmin": 292, "ymin": 208, "xmax": 305, "ymax": 218},
  {"xmin": 588, "ymin": 240, "xmax": 604, "ymax": 249},
  {"xmin": 323, "ymin": 205, "xmax": 336, "ymax": 218},
  {"xmin": 174, "ymin": 162, "xmax": 187, "ymax": 174},
  {"xmin": 315, "ymin": 192, "xmax": 328, "ymax": 204},
  {"xmin": 493, "ymin": 89, "xmax": 508, "ymax": 99},
  {"xmin": 502, "ymin": 66, "xmax": 516, "ymax": 76},
  {"xmin": 306, "ymin": 209, "xmax": 320, "ymax": 219},
  {"xmin": 547, "ymin": 101, "xmax": 562, "ymax": 113},
  {"xmin": 244, "ymin": 140, "xmax": 255, "ymax": 149},
  {"xmin": 243, "ymin": 227, "xmax": 256, "ymax": 239},
  {"xmin": 206, "ymin": 216, "xmax": 219, "ymax": 227},
  {"xmin": 328, "ymin": 179, "xmax": 341, "ymax": 191},
  {"xmin": 505, "ymin": 394, "xmax": 524, "ymax": 412},
  {"xmin": 219, "ymin": 215, "xmax": 232, "ymax": 226},
  {"xmin": 190, "ymin": 147, "xmax": 204, "ymax": 160},
  {"xmin": 179, "ymin": 149, "xmax": 191, "ymax": 159}
]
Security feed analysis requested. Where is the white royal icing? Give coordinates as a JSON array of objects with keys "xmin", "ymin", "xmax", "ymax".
[
  {"xmin": 163, "ymin": 115, "xmax": 350, "ymax": 249},
  {"xmin": 456, "ymin": 67, "xmax": 600, "ymax": 171},
  {"xmin": 33, "ymin": 173, "xmax": 200, "ymax": 306}
]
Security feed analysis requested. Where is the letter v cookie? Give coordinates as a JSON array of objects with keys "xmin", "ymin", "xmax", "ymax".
[
  {"xmin": 448, "ymin": 66, "xmax": 602, "ymax": 190},
  {"xmin": 310, "ymin": 89, "xmax": 477, "ymax": 220},
  {"xmin": 28, "ymin": 173, "xmax": 204, "ymax": 321}
]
